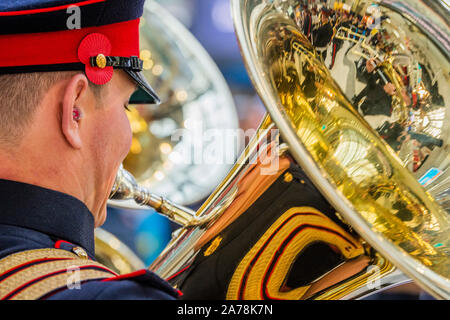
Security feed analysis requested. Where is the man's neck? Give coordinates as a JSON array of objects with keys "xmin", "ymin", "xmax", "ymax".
[{"xmin": 0, "ymin": 144, "xmax": 93, "ymax": 216}]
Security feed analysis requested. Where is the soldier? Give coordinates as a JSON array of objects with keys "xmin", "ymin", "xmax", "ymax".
[{"xmin": 0, "ymin": 0, "xmax": 180, "ymax": 300}]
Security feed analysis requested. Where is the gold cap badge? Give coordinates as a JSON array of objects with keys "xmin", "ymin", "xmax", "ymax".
[{"xmin": 96, "ymin": 54, "xmax": 107, "ymax": 69}]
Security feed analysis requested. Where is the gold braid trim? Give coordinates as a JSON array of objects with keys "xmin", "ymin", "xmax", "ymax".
[
  {"xmin": 11, "ymin": 269, "xmax": 115, "ymax": 300},
  {"xmin": 226, "ymin": 207, "xmax": 363, "ymax": 300},
  {"xmin": 0, "ymin": 249, "xmax": 78, "ymax": 274},
  {"xmin": 0, "ymin": 249, "xmax": 117, "ymax": 300}
]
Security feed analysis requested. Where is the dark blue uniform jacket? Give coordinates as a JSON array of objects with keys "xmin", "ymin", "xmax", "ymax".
[{"xmin": 0, "ymin": 179, "xmax": 179, "ymax": 300}]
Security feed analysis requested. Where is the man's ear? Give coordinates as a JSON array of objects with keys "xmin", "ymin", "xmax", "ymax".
[{"xmin": 61, "ymin": 73, "xmax": 90, "ymax": 149}]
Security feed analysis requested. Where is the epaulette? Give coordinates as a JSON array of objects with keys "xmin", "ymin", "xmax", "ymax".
[{"xmin": 0, "ymin": 248, "xmax": 118, "ymax": 300}]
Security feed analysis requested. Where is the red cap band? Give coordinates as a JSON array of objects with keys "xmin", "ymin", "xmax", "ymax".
[{"xmin": 0, "ymin": 18, "xmax": 140, "ymax": 69}]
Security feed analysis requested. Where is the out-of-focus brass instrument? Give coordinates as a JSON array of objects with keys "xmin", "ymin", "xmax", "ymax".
[
  {"xmin": 94, "ymin": 228, "xmax": 146, "ymax": 275},
  {"xmin": 102, "ymin": 0, "xmax": 449, "ymax": 300},
  {"xmin": 107, "ymin": 0, "xmax": 241, "ymax": 209},
  {"xmin": 99, "ymin": 0, "xmax": 240, "ymax": 274}
]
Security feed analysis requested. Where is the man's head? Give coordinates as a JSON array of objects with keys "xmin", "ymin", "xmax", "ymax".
[
  {"xmin": 0, "ymin": 69, "xmax": 136, "ymax": 226},
  {"xmin": 59, "ymin": 70, "xmax": 136, "ymax": 227},
  {"xmin": 320, "ymin": 10, "xmax": 329, "ymax": 24},
  {"xmin": 0, "ymin": 0, "xmax": 157, "ymax": 227}
]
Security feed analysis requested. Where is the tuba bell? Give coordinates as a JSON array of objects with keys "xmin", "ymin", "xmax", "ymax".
[{"xmin": 104, "ymin": 0, "xmax": 449, "ymax": 300}]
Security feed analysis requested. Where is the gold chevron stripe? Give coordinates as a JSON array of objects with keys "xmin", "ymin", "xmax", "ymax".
[
  {"xmin": 11, "ymin": 269, "xmax": 114, "ymax": 300},
  {"xmin": 0, "ymin": 249, "xmax": 78, "ymax": 274},
  {"xmin": 0, "ymin": 249, "xmax": 117, "ymax": 300}
]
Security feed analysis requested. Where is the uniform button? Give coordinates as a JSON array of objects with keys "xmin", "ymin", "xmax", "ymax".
[
  {"xmin": 283, "ymin": 172, "xmax": 293, "ymax": 183},
  {"xmin": 72, "ymin": 247, "xmax": 89, "ymax": 259}
]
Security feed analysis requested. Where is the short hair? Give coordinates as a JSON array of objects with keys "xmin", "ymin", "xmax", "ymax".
[{"xmin": 0, "ymin": 72, "xmax": 101, "ymax": 146}]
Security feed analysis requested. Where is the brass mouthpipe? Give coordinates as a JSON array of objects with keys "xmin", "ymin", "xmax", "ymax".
[{"xmin": 109, "ymin": 165, "xmax": 203, "ymax": 227}]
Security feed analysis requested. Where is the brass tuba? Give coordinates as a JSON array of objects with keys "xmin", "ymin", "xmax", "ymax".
[{"xmin": 104, "ymin": 0, "xmax": 449, "ymax": 300}]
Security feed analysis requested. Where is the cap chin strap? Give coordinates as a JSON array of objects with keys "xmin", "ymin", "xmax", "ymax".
[
  {"xmin": 90, "ymin": 54, "xmax": 143, "ymax": 72},
  {"xmin": 89, "ymin": 53, "xmax": 160, "ymax": 104}
]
